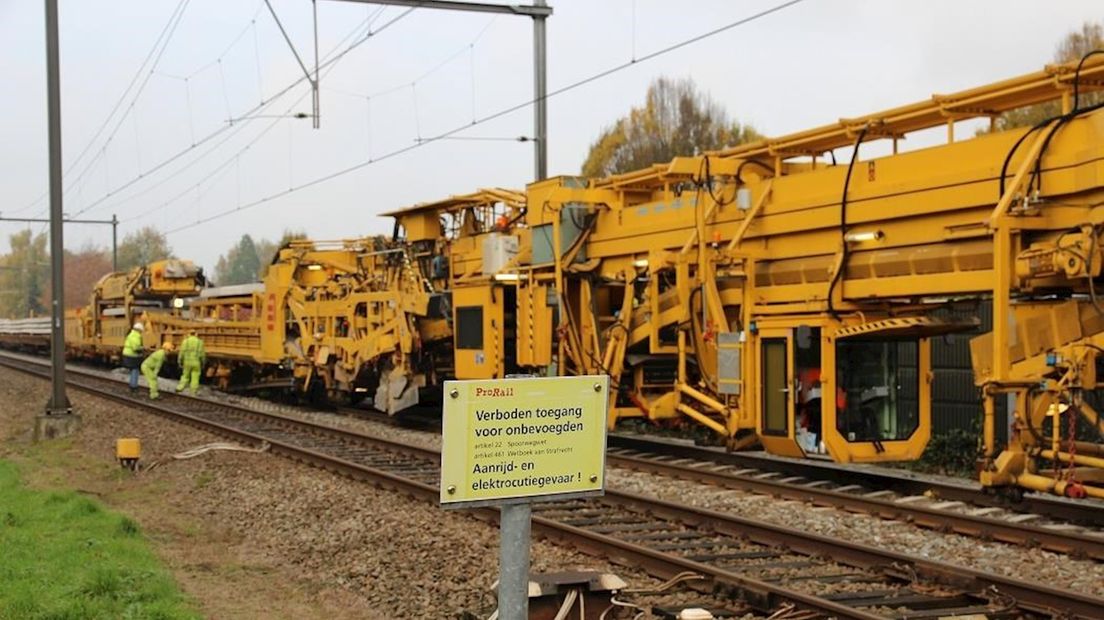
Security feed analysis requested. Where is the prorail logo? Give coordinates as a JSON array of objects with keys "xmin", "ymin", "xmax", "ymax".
[{"xmin": 474, "ymin": 386, "xmax": 515, "ymax": 397}]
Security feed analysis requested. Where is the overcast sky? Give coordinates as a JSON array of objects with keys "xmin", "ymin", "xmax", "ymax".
[{"xmin": 2, "ymin": 0, "xmax": 1102, "ymax": 274}]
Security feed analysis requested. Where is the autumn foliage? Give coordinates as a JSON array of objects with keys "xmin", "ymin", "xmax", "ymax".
[
  {"xmin": 580, "ymin": 77, "xmax": 760, "ymax": 178},
  {"xmin": 0, "ymin": 226, "xmax": 176, "ymax": 318},
  {"xmin": 981, "ymin": 22, "xmax": 1104, "ymax": 134}
]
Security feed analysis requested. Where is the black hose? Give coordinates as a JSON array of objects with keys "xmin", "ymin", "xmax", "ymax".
[
  {"xmin": 999, "ymin": 50, "xmax": 1104, "ymax": 200},
  {"xmin": 1073, "ymin": 50, "xmax": 1104, "ymax": 111},
  {"xmin": 503, "ymin": 207, "xmax": 527, "ymax": 230},
  {"xmin": 735, "ymin": 159, "xmax": 775, "ymax": 186},
  {"xmin": 998, "ymin": 119, "xmax": 1050, "ymax": 199},
  {"xmin": 826, "ymin": 125, "xmax": 869, "ymax": 320},
  {"xmin": 699, "ymin": 156, "xmax": 736, "ymax": 207}
]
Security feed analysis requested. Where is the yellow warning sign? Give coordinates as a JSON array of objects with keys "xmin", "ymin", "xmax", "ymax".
[{"xmin": 440, "ymin": 375, "xmax": 609, "ymax": 506}]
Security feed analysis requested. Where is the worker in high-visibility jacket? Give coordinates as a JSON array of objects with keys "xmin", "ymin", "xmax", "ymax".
[
  {"xmin": 175, "ymin": 330, "xmax": 206, "ymax": 396},
  {"xmin": 141, "ymin": 341, "xmax": 174, "ymax": 400},
  {"xmin": 122, "ymin": 322, "xmax": 145, "ymax": 393}
]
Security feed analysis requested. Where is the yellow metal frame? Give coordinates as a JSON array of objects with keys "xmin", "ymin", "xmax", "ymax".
[{"xmin": 392, "ymin": 56, "xmax": 1104, "ymax": 498}]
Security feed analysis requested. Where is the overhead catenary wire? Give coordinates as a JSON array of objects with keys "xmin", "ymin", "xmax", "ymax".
[
  {"xmin": 73, "ymin": 6, "xmax": 415, "ymax": 219},
  {"xmin": 324, "ymin": 15, "xmax": 495, "ymax": 103},
  {"xmin": 124, "ymin": 141, "xmax": 241, "ymax": 225},
  {"xmin": 320, "ymin": 13, "xmax": 497, "ymax": 153},
  {"xmin": 153, "ymin": 1, "xmax": 265, "ymax": 83},
  {"xmin": 414, "ymin": 136, "xmax": 533, "ymax": 142},
  {"xmin": 120, "ymin": 14, "xmax": 417, "ymax": 226},
  {"xmin": 164, "ymin": 0, "xmax": 806, "ymax": 235},
  {"xmin": 125, "ymin": 60, "xmax": 328, "ymax": 224},
  {"xmin": 107, "ymin": 102, "xmax": 325, "ymax": 227},
  {"xmin": 62, "ymin": 0, "xmax": 193, "ymax": 205},
  {"xmin": 120, "ymin": 9, "xmax": 500, "ymax": 224},
  {"xmin": 11, "ymin": 0, "xmax": 191, "ymax": 216}
]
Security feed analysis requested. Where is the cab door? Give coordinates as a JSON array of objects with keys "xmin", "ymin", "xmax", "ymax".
[
  {"xmin": 756, "ymin": 329, "xmax": 805, "ymax": 457},
  {"xmin": 452, "ymin": 284, "xmax": 504, "ymax": 379}
]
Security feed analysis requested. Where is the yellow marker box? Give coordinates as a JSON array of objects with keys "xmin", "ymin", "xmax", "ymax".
[
  {"xmin": 440, "ymin": 375, "xmax": 609, "ymax": 507},
  {"xmin": 116, "ymin": 438, "xmax": 141, "ymax": 460}
]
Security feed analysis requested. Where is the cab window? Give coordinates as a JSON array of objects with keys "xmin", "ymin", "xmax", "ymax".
[{"xmin": 835, "ymin": 339, "xmax": 919, "ymax": 442}]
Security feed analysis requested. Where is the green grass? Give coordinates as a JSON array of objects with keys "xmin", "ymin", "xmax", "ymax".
[{"xmin": 0, "ymin": 460, "xmax": 199, "ymax": 620}]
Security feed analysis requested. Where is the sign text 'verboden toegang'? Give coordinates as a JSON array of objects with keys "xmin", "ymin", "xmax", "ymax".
[{"xmin": 440, "ymin": 375, "xmax": 609, "ymax": 505}]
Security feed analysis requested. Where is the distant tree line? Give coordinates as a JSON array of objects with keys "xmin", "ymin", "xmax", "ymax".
[
  {"xmin": 212, "ymin": 230, "xmax": 306, "ymax": 286},
  {"xmin": 0, "ymin": 226, "xmax": 307, "ymax": 317},
  {"xmin": 0, "ymin": 226, "xmax": 173, "ymax": 316}
]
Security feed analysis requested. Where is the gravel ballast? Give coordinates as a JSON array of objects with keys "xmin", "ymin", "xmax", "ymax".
[
  {"xmin": 193, "ymin": 381, "xmax": 1104, "ymax": 599},
  {"xmin": 607, "ymin": 467, "xmax": 1104, "ymax": 597},
  {"xmin": 195, "ymin": 381, "xmax": 1104, "ymax": 599}
]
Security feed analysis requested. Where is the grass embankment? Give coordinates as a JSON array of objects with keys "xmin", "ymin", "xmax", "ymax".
[{"xmin": 0, "ymin": 459, "xmax": 198, "ymax": 620}]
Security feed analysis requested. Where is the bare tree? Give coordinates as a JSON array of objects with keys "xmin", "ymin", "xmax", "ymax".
[
  {"xmin": 581, "ymin": 77, "xmax": 760, "ymax": 178},
  {"xmin": 116, "ymin": 226, "xmax": 174, "ymax": 271}
]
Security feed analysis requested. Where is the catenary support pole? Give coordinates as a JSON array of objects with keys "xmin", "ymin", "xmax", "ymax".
[
  {"xmin": 324, "ymin": 0, "xmax": 552, "ymax": 173},
  {"xmin": 498, "ymin": 503, "xmax": 532, "ymax": 620},
  {"xmin": 533, "ymin": 0, "xmax": 547, "ymax": 180},
  {"xmin": 112, "ymin": 214, "xmax": 118, "ymax": 271},
  {"xmin": 44, "ymin": 0, "xmax": 70, "ymax": 417},
  {"xmin": 0, "ymin": 215, "xmax": 118, "ymax": 272}
]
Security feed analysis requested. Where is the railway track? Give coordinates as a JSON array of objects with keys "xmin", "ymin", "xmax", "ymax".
[
  {"xmin": 607, "ymin": 435, "xmax": 1104, "ymax": 526},
  {"xmin": 341, "ymin": 402, "xmax": 1104, "ymax": 561},
  {"xmin": 9, "ymin": 349, "xmax": 1104, "ymax": 558},
  {"xmin": 4, "ymin": 354, "xmax": 1104, "ymax": 619},
  {"xmin": 605, "ymin": 439, "xmax": 1104, "ymax": 561}
]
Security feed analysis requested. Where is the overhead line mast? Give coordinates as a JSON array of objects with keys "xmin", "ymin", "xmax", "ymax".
[
  {"xmin": 39, "ymin": 0, "xmax": 78, "ymax": 438},
  {"xmin": 327, "ymin": 0, "xmax": 551, "ymax": 180}
]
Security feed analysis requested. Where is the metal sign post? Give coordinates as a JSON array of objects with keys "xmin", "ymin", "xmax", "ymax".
[
  {"xmin": 497, "ymin": 502, "xmax": 532, "ymax": 619},
  {"xmin": 440, "ymin": 375, "xmax": 609, "ymax": 620}
]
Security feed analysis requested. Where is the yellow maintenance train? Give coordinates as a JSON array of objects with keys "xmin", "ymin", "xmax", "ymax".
[{"xmin": 4, "ymin": 57, "xmax": 1104, "ymax": 500}]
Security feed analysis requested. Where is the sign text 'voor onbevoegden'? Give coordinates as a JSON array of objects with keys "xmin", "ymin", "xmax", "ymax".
[{"xmin": 440, "ymin": 375, "xmax": 609, "ymax": 506}]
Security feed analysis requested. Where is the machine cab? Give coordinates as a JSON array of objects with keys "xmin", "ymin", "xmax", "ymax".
[{"xmin": 753, "ymin": 317, "xmax": 946, "ymax": 463}]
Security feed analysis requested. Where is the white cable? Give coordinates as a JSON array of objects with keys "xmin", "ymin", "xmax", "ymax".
[
  {"xmin": 170, "ymin": 441, "xmax": 270, "ymax": 460},
  {"xmin": 143, "ymin": 441, "xmax": 270, "ymax": 472},
  {"xmin": 552, "ymin": 588, "xmax": 578, "ymax": 620}
]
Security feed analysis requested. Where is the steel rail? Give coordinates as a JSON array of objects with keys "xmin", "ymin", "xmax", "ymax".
[
  {"xmin": 609, "ymin": 434, "xmax": 1104, "ymax": 526},
  {"xmin": 607, "ymin": 449, "xmax": 1104, "ymax": 561},
  {"xmin": 600, "ymin": 491, "xmax": 1104, "ymax": 620},
  {"xmin": 349, "ymin": 405, "xmax": 1104, "ymax": 559},
  {"xmin": 4, "ymin": 354, "xmax": 1103, "ymax": 618},
  {"xmin": 528, "ymin": 515, "xmax": 888, "ymax": 620},
  {"xmin": 0, "ymin": 355, "xmax": 442, "ymax": 496}
]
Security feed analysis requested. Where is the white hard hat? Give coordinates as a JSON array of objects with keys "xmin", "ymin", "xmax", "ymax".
[{"xmin": 133, "ymin": 322, "xmax": 144, "ymax": 332}]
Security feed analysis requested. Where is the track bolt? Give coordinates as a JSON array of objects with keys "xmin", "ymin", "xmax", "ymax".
[
  {"xmin": 447, "ymin": 485, "xmax": 456, "ymax": 495},
  {"xmin": 589, "ymin": 475, "xmax": 598, "ymax": 482},
  {"xmin": 449, "ymin": 388, "xmax": 459, "ymax": 399},
  {"xmin": 593, "ymin": 383, "xmax": 601, "ymax": 392}
]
